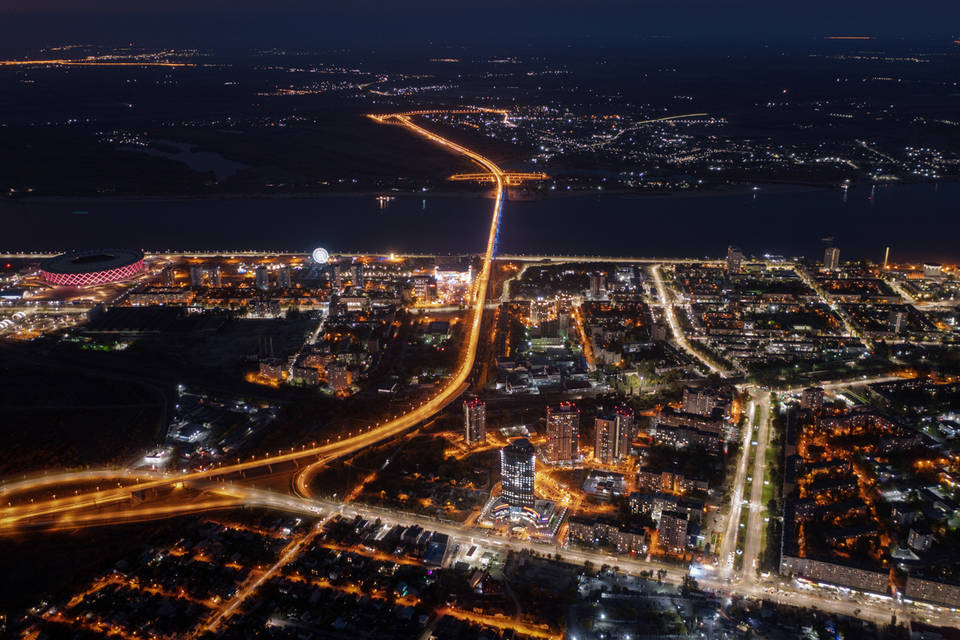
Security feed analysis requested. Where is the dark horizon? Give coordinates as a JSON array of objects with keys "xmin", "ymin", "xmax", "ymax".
[{"xmin": 0, "ymin": 0, "xmax": 958, "ymax": 51}]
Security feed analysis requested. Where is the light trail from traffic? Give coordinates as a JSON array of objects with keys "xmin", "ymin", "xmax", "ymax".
[
  {"xmin": 448, "ymin": 171, "xmax": 548, "ymax": 185},
  {"xmin": 717, "ymin": 396, "xmax": 756, "ymax": 573},
  {"xmin": 0, "ymin": 108, "xmax": 951, "ymax": 631},
  {"xmin": 0, "ymin": 469, "xmax": 166, "ymax": 498},
  {"xmin": 19, "ymin": 498, "xmax": 245, "ymax": 532},
  {"xmin": 377, "ymin": 107, "xmax": 513, "ymax": 126},
  {"xmin": 0, "ymin": 58, "xmax": 192, "ymax": 68},
  {"xmin": 11, "ymin": 465, "xmax": 960, "ymax": 629},
  {"xmin": 0, "ymin": 108, "xmax": 506, "ymax": 531}
]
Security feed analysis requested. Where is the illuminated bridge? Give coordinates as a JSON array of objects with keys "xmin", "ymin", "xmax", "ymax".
[{"xmin": 449, "ymin": 171, "xmax": 548, "ymax": 185}]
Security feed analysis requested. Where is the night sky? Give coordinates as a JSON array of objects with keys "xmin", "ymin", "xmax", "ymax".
[{"xmin": 0, "ymin": 0, "xmax": 957, "ymax": 50}]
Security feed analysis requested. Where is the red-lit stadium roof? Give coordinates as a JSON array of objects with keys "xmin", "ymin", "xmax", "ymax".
[{"xmin": 40, "ymin": 249, "xmax": 144, "ymax": 287}]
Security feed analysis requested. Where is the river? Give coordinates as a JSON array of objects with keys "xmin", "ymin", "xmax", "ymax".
[{"xmin": 2, "ymin": 182, "xmax": 957, "ymax": 262}]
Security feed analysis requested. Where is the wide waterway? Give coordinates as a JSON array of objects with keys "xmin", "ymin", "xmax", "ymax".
[{"xmin": 2, "ymin": 182, "xmax": 958, "ymax": 262}]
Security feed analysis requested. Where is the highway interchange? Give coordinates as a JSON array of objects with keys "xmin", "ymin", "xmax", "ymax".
[{"xmin": 3, "ymin": 110, "xmax": 959, "ymax": 632}]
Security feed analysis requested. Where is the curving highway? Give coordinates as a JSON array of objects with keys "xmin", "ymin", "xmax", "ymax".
[
  {"xmin": 2, "ymin": 112, "xmax": 955, "ymax": 631},
  {"xmin": 0, "ymin": 110, "xmax": 506, "ymax": 531}
]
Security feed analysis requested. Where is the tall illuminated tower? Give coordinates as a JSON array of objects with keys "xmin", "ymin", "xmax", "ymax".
[
  {"xmin": 463, "ymin": 398, "xmax": 487, "ymax": 446},
  {"xmin": 726, "ymin": 246, "xmax": 744, "ymax": 274},
  {"xmin": 501, "ymin": 438, "xmax": 535, "ymax": 509},
  {"xmin": 545, "ymin": 402, "xmax": 580, "ymax": 465},
  {"xmin": 255, "ymin": 265, "xmax": 270, "ymax": 291},
  {"xmin": 824, "ymin": 246, "xmax": 840, "ymax": 270},
  {"xmin": 594, "ymin": 407, "xmax": 634, "ymax": 464}
]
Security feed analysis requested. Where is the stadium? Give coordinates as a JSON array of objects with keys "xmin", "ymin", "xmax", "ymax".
[{"xmin": 40, "ymin": 249, "xmax": 145, "ymax": 287}]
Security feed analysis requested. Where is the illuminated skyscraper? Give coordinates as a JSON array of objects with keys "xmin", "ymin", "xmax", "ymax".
[
  {"xmin": 211, "ymin": 266, "xmax": 222, "ymax": 288},
  {"xmin": 824, "ymin": 246, "xmax": 840, "ymax": 270},
  {"xmin": 726, "ymin": 245, "xmax": 744, "ymax": 274},
  {"xmin": 189, "ymin": 265, "xmax": 204, "ymax": 287},
  {"xmin": 255, "ymin": 265, "xmax": 270, "ymax": 291},
  {"xmin": 351, "ymin": 264, "xmax": 364, "ymax": 289},
  {"xmin": 589, "ymin": 272, "xmax": 606, "ymax": 299},
  {"xmin": 463, "ymin": 397, "xmax": 487, "ymax": 446},
  {"xmin": 594, "ymin": 407, "xmax": 635, "ymax": 464},
  {"xmin": 545, "ymin": 402, "xmax": 580, "ymax": 465},
  {"xmin": 501, "ymin": 438, "xmax": 535, "ymax": 509},
  {"xmin": 277, "ymin": 266, "xmax": 291, "ymax": 289},
  {"xmin": 331, "ymin": 264, "xmax": 343, "ymax": 291},
  {"xmin": 889, "ymin": 308, "xmax": 908, "ymax": 335}
]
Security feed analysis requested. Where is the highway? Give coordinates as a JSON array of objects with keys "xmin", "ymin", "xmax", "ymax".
[
  {"xmin": 0, "ymin": 110, "xmax": 507, "ymax": 530},
  {"xmin": 0, "ymin": 468, "xmax": 166, "ymax": 498},
  {"xmin": 0, "ymin": 58, "xmax": 192, "ymax": 68}
]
